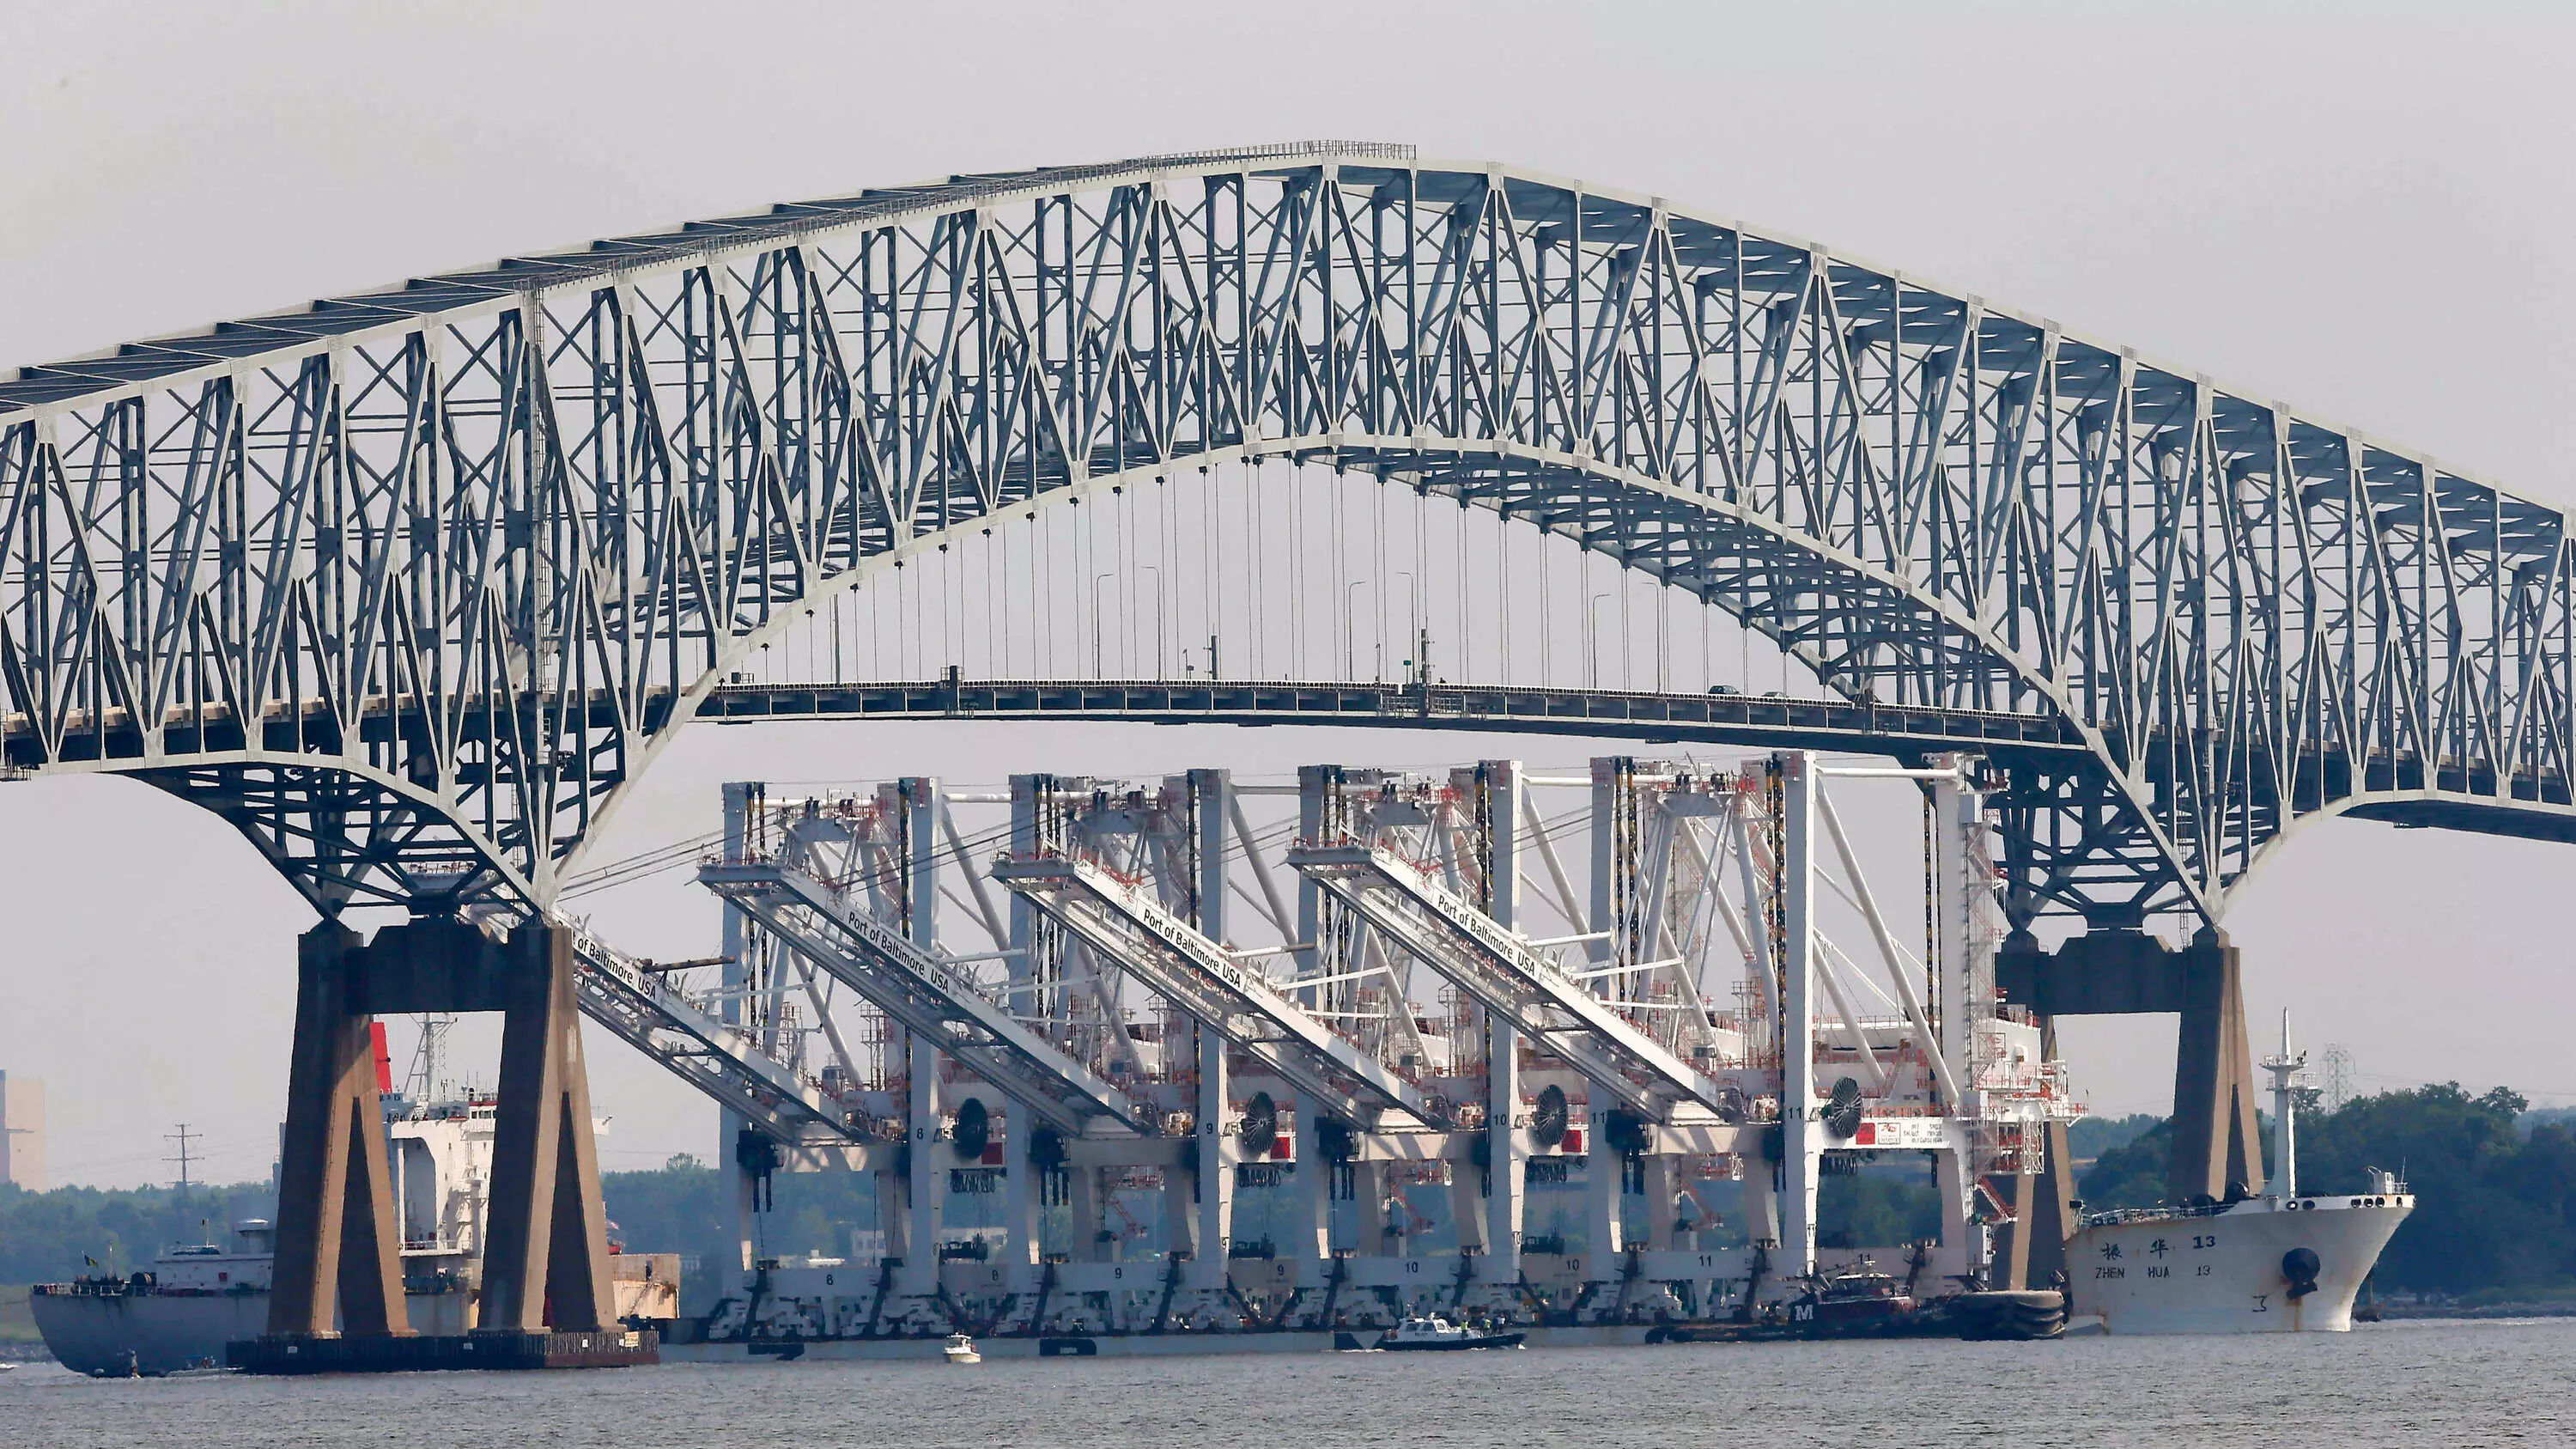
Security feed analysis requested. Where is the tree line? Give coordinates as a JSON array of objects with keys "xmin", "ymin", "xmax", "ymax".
[{"xmin": 2078, "ymin": 1084, "xmax": 2575, "ymax": 1300}]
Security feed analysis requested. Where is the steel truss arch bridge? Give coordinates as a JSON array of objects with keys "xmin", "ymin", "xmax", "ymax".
[{"xmin": 6, "ymin": 139, "xmax": 2572, "ymax": 935}]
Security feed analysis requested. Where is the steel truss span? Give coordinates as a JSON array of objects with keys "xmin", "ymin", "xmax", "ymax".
[{"xmin": 4, "ymin": 139, "xmax": 2568, "ymax": 928}]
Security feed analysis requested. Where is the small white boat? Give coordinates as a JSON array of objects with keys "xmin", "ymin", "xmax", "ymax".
[
  {"xmin": 1376, "ymin": 1314, "xmax": 1526, "ymax": 1352},
  {"xmin": 942, "ymin": 1333, "xmax": 981, "ymax": 1365}
]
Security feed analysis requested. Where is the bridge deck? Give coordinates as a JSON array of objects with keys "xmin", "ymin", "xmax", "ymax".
[{"xmin": 702, "ymin": 679, "xmax": 2092, "ymax": 762}]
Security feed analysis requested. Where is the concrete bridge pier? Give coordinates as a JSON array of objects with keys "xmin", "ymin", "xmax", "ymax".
[
  {"xmin": 1996, "ymin": 924, "xmax": 2266, "ymax": 1282},
  {"xmin": 2167, "ymin": 933, "xmax": 2267, "ymax": 1202},
  {"xmin": 476, "ymin": 922, "xmax": 616, "ymax": 1333},
  {"xmin": 266, "ymin": 922, "xmax": 410, "ymax": 1338},
  {"xmin": 266, "ymin": 916, "xmax": 616, "ymax": 1340}
]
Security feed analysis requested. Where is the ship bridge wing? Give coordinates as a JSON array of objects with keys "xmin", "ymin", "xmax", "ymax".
[
  {"xmin": 989, "ymin": 853, "xmax": 1451, "ymax": 1130},
  {"xmin": 1286, "ymin": 841, "xmax": 1728, "ymax": 1123}
]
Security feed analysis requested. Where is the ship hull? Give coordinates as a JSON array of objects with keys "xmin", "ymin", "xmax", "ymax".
[
  {"xmin": 30, "ymin": 1289, "xmax": 474, "ymax": 1377},
  {"xmin": 1377, "ymin": 1331, "xmax": 1526, "ymax": 1351},
  {"xmin": 665, "ymin": 1324, "xmax": 1692, "ymax": 1361},
  {"xmin": 2067, "ymin": 1195, "xmax": 2409, "ymax": 1334}
]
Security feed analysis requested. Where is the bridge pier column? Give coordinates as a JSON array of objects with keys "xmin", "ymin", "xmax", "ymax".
[
  {"xmin": 267, "ymin": 922, "xmax": 410, "ymax": 1338},
  {"xmin": 1996, "ymin": 927, "xmax": 2263, "ymax": 1204},
  {"xmin": 477, "ymin": 921, "xmax": 616, "ymax": 1333},
  {"xmin": 271, "ymin": 916, "xmax": 617, "ymax": 1337},
  {"xmin": 2171, "ymin": 929, "xmax": 2264, "ymax": 1201}
]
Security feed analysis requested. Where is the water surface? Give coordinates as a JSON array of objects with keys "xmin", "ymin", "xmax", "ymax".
[{"xmin": 3, "ymin": 1318, "xmax": 2565, "ymax": 1448}]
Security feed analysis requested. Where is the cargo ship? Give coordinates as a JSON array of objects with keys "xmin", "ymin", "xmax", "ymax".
[
  {"xmin": 30, "ymin": 1093, "xmax": 677, "ymax": 1376},
  {"xmin": 2065, "ymin": 1015, "xmax": 2410, "ymax": 1334}
]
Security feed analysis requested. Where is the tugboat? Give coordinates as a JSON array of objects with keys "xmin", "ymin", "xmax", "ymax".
[
  {"xmin": 1779, "ymin": 1265, "xmax": 1919, "ymax": 1337},
  {"xmin": 1376, "ymin": 1314, "xmax": 1526, "ymax": 1351}
]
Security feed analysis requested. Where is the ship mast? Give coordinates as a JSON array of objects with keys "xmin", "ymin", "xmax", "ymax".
[{"xmin": 2258, "ymin": 1009, "xmax": 2306, "ymax": 1199}]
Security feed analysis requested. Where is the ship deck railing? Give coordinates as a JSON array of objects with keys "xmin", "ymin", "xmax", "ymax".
[{"xmin": 2077, "ymin": 1202, "xmax": 2234, "ymax": 1228}]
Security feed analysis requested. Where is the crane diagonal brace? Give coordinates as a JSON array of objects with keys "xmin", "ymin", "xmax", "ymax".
[
  {"xmin": 699, "ymin": 861, "xmax": 1152, "ymax": 1136},
  {"xmin": 572, "ymin": 931, "xmax": 859, "ymax": 1144},
  {"xmin": 988, "ymin": 853, "xmax": 1449, "ymax": 1130},
  {"xmin": 1286, "ymin": 841, "xmax": 1728, "ymax": 1124}
]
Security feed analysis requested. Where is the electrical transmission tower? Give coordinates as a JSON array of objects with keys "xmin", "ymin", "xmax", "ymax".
[
  {"xmin": 2321, "ymin": 1044, "xmax": 2355, "ymax": 1112},
  {"xmin": 165, "ymin": 1123, "xmax": 198, "ymax": 1196}
]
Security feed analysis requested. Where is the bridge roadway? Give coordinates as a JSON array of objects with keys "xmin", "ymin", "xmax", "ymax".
[
  {"xmin": 720, "ymin": 679, "xmax": 2576, "ymax": 844},
  {"xmin": 701, "ymin": 677, "xmax": 2093, "ymax": 761},
  {"xmin": 11, "ymin": 676, "xmax": 2573, "ymax": 843}
]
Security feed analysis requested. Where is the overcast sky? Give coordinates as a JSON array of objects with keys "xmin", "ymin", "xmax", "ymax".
[{"xmin": 3, "ymin": 1, "xmax": 2571, "ymax": 1187}]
